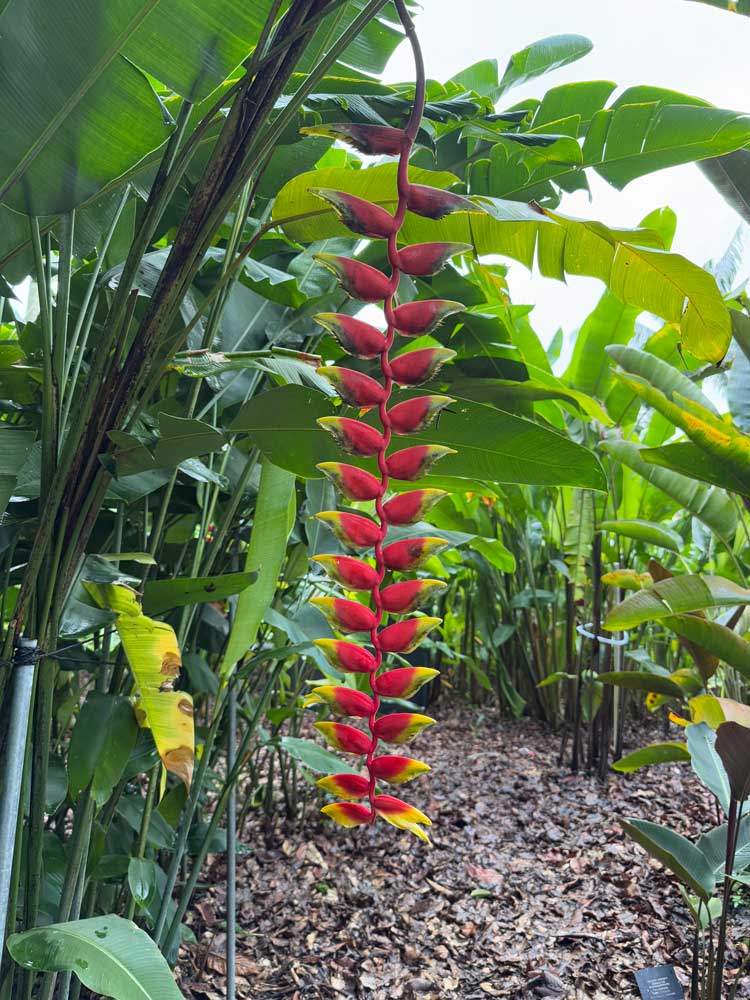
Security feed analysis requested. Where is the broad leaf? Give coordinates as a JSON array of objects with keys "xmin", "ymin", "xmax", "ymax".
[
  {"xmin": 605, "ymin": 575, "xmax": 750, "ymax": 630},
  {"xmin": 498, "ymin": 34, "xmax": 593, "ymax": 95},
  {"xmin": 220, "ymin": 458, "xmax": 297, "ymax": 679},
  {"xmin": 687, "ymin": 722, "xmax": 731, "ymax": 811},
  {"xmin": 715, "ymin": 722, "xmax": 750, "ymax": 802},
  {"xmin": 666, "ymin": 615, "xmax": 750, "ymax": 680},
  {"xmin": 612, "ymin": 742, "xmax": 690, "ymax": 773},
  {"xmin": 279, "ymin": 736, "xmax": 359, "ymax": 776},
  {"xmin": 142, "ymin": 571, "xmax": 258, "ymax": 616},
  {"xmin": 7, "ymin": 915, "xmax": 184, "ymax": 999},
  {"xmin": 0, "ymin": 425, "xmax": 34, "ymax": 517},
  {"xmin": 68, "ymin": 693, "xmax": 138, "ymax": 806},
  {"xmin": 598, "ymin": 518, "xmax": 682, "ymax": 553},
  {"xmin": 231, "ymin": 384, "xmax": 607, "ymax": 490},
  {"xmin": 598, "ymin": 671, "xmax": 685, "ymax": 699},
  {"xmin": 619, "ymin": 817, "xmax": 715, "ymax": 899}
]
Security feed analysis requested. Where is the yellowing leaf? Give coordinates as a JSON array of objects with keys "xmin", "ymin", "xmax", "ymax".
[{"xmin": 84, "ymin": 582, "xmax": 194, "ymax": 788}]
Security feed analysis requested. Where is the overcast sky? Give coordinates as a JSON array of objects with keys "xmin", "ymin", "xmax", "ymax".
[{"xmin": 384, "ymin": 0, "xmax": 750, "ymax": 359}]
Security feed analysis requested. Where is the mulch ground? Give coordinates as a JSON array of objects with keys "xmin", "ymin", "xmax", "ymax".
[{"xmin": 178, "ymin": 710, "xmax": 750, "ymax": 999}]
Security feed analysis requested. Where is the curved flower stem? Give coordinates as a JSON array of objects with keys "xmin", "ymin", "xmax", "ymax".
[{"xmin": 364, "ymin": 0, "xmax": 427, "ymax": 820}]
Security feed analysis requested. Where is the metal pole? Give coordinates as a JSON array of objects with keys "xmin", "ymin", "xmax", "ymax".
[
  {"xmin": 0, "ymin": 639, "xmax": 38, "ymax": 946},
  {"xmin": 226, "ymin": 679, "xmax": 237, "ymax": 1000}
]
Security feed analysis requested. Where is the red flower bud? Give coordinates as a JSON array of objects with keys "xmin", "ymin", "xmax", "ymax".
[
  {"xmin": 314, "ymin": 639, "xmax": 376, "ymax": 673},
  {"xmin": 396, "ymin": 242, "xmax": 471, "ymax": 277},
  {"xmin": 311, "ymin": 188, "xmax": 396, "ymax": 239},
  {"xmin": 314, "ymin": 254, "xmax": 392, "ymax": 302},
  {"xmin": 392, "ymin": 299, "xmax": 464, "ymax": 337},
  {"xmin": 389, "ymin": 348, "xmax": 456, "ymax": 386},
  {"xmin": 311, "ymin": 596, "xmax": 377, "ymax": 634},
  {"xmin": 406, "ymin": 184, "xmax": 480, "ymax": 219},
  {"xmin": 373, "ymin": 712, "xmax": 435, "ymax": 744},
  {"xmin": 304, "ymin": 685, "xmax": 374, "ymax": 717},
  {"xmin": 315, "ymin": 721, "xmax": 372, "ymax": 755},
  {"xmin": 380, "ymin": 579, "xmax": 447, "ymax": 614},
  {"xmin": 299, "ymin": 122, "xmax": 405, "ymax": 156},
  {"xmin": 311, "ymin": 554, "xmax": 379, "ymax": 590},
  {"xmin": 373, "ymin": 794, "xmax": 431, "ymax": 841},
  {"xmin": 378, "ymin": 616, "xmax": 441, "ymax": 654},
  {"xmin": 316, "ymin": 367, "xmax": 386, "ymax": 407},
  {"xmin": 316, "ymin": 462, "xmax": 382, "ymax": 502},
  {"xmin": 382, "ymin": 489, "xmax": 448, "ymax": 525},
  {"xmin": 321, "ymin": 801, "xmax": 373, "ymax": 827},
  {"xmin": 317, "ymin": 416, "xmax": 385, "ymax": 457},
  {"xmin": 382, "ymin": 537, "xmax": 449, "ymax": 572},
  {"xmin": 387, "ymin": 395, "xmax": 454, "ymax": 435},
  {"xmin": 374, "ymin": 667, "xmax": 439, "ymax": 699},
  {"xmin": 385, "ymin": 444, "xmax": 456, "ymax": 481},
  {"xmin": 371, "ymin": 755, "xmax": 431, "ymax": 785},
  {"xmin": 314, "ymin": 313, "xmax": 387, "ymax": 359},
  {"xmin": 316, "ymin": 773, "xmax": 370, "ymax": 800},
  {"xmin": 314, "ymin": 511, "xmax": 381, "ymax": 549}
]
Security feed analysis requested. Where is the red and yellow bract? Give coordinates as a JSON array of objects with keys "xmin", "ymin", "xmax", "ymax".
[{"xmin": 302, "ymin": 0, "xmax": 470, "ymax": 845}]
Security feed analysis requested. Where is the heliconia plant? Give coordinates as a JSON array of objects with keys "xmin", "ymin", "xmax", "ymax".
[{"xmin": 301, "ymin": 0, "xmax": 473, "ymax": 845}]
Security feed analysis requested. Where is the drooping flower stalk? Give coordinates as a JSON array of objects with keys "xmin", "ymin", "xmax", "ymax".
[{"xmin": 302, "ymin": 0, "xmax": 472, "ymax": 843}]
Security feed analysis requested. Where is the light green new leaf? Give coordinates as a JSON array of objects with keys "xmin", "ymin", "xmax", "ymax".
[
  {"xmin": 220, "ymin": 458, "xmax": 297, "ymax": 680},
  {"xmin": 599, "ymin": 438, "xmax": 738, "ymax": 546},
  {"xmin": 231, "ymin": 384, "xmax": 607, "ymax": 490},
  {"xmin": 7, "ymin": 915, "xmax": 184, "ymax": 999},
  {"xmin": 597, "ymin": 519, "xmax": 683, "ymax": 553},
  {"xmin": 612, "ymin": 742, "xmax": 690, "ymax": 773},
  {"xmin": 606, "ymin": 344, "xmax": 719, "ymax": 414},
  {"xmin": 619, "ymin": 818, "xmax": 715, "ymax": 900},
  {"xmin": 605, "ymin": 575, "xmax": 750, "ymax": 631}
]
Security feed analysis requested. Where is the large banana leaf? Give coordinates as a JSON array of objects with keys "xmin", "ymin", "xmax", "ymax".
[
  {"xmin": 666, "ymin": 615, "xmax": 750, "ymax": 679},
  {"xmin": 564, "ymin": 291, "xmax": 639, "ymax": 400},
  {"xmin": 7, "ymin": 915, "xmax": 184, "ymax": 1000},
  {"xmin": 600, "ymin": 438, "xmax": 738, "ymax": 546},
  {"xmin": 0, "ymin": 0, "xmax": 285, "ymax": 214},
  {"xmin": 230, "ymin": 384, "xmax": 608, "ymax": 490},
  {"xmin": 273, "ymin": 165, "xmax": 730, "ymax": 362},
  {"xmin": 220, "ymin": 458, "xmax": 297, "ymax": 680},
  {"xmin": 84, "ymin": 583, "xmax": 194, "ymax": 788},
  {"xmin": 605, "ymin": 575, "xmax": 750, "ymax": 630},
  {"xmin": 597, "ymin": 518, "xmax": 683, "ymax": 553},
  {"xmin": 619, "ymin": 818, "xmax": 715, "ymax": 900},
  {"xmin": 563, "ymin": 489, "xmax": 594, "ymax": 600},
  {"xmin": 700, "ymin": 149, "xmax": 750, "ymax": 224},
  {"xmin": 497, "ymin": 34, "xmax": 593, "ymax": 95}
]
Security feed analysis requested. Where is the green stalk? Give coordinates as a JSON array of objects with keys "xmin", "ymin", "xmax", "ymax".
[
  {"xmin": 29, "ymin": 218, "xmax": 56, "ymax": 497},
  {"xmin": 37, "ymin": 789, "xmax": 95, "ymax": 1000},
  {"xmin": 53, "ymin": 211, "xmax": 75, "ymax": 437},
  {"xmin": 125, "ymin": 765, "xmax": 159, "ymax": 921}
]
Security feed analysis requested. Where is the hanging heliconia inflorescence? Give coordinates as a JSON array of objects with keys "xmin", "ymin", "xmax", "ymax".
[{"xmin": 300, "ymin": 0, "xmax": 474, "ymax": 844}]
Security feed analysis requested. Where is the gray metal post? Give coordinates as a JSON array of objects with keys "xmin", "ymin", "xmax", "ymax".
[{"xmin": 0, "ymin": 639, "xmax": 38, "ymax": 946}]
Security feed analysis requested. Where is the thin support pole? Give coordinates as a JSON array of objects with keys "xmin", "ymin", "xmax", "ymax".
[
  {"xmin": 226, "ymin": 679, "xmax": 237, "ymax": 1000},
  {"xmin": 0, "ymin": 639, "xmax": 37, "ymax": 947}
]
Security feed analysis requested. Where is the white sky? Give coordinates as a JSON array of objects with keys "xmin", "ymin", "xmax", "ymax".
[{"xmin": 384, "ymin": 0, "xmax": 750, "ymax": 361}]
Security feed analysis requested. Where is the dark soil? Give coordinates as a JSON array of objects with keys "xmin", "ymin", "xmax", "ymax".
[{"xmin": 178, "ymin": 710, "xmax": 750, "ymax": 999}]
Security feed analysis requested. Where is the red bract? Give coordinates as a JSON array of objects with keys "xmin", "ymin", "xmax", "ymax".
[
  {"xmin": 316, "ymin": 773, "xmax": 370, "ymax": 800},
  {"xmin": 311, "ymin": 188, "xmax": 395, "ymax": 239},
  {"xmin": 314, "ymin": 639, "xmax": 376, "ymax": 674},
  {"xmin": 382, "ymin": 489, "xmax": 447, "ymax": 525},
  {"xmin": 304, "ymin": 2, "xmax": 462, "ymax": 843},
  {"xmin": 314, "ymin": 253, "xmax": 393, "ymax": 302},
  {"xmin": 371, "ymin": 755, "xmax": 431, "ymax": 785},
  {"xmin": 311, "ymin": 596, "xmax": 377, "ymax": 633},
  {"xmin": 406, "ymin": 184, "xmax": 479, "ymax": 219},
  {"xmin": 380, "ymin": 579, "xmax": 447, "ymax": 614},
  {"xmin": 389, "ymin": 347, "xmax": 456, "ymax": 386},
  {"xmin": 311, "ymin": 554, "xmax": 379, "ymax": 590},
  {"xmin": 388, "ymin": 395, "xmax": 454, "ymax": 435},
  {"xmin": 315, "ymin": 722, "xmax": 372, "ymax": 755},
  {"xmin": 304, "ymin": 685, "xmax": 374, "ymax": 717},
  {"xmin": 317, "ymin": 416, "xmax": 385, "ymax": 457},
  {"xmin": 397, "ymin": 242, "xmax": 472, "ymax": 277},
  {"xmin": 316, "ymin": 462, "xmax": 382, "ymax": 502},
  {"xmin": 378, "ymin": 617, "xmax": 441, "ymax": 654},
  {"xmin": 316, "ymin": 367, "xmax": 386, "ymax": 407},
  {"xmin": 373, "ymin": 713, "xmax": 435, "ymax": 744},
  {"xmin": 314, "ymin": 313, "xmax": 386, "ymax": 359},
  {"xmin": 392, "ymin": 299, "xmax": 463, "ymax": 337},
  {"xmin": 314, "ymin": 511, "xmax": 380, "ymax": 549},
  {"xmin": 385, "ymin": 444, "xmax": 456, "ymax": 481},
  {"xmin": 382, "ymin": 537, "xmax": 449, "ymax": 572},
  {"xmin": 374, "ymin": 667, "xmax": 439, "ymax": 699},
  {"xmin": 300, "ymin": 122, "xmax": 405, "ymax": 156}
]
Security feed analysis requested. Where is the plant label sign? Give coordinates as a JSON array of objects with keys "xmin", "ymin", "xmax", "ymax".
[{"xmin": 634, "ymin": 965, "xmax": 683, "ymax": 1000}]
